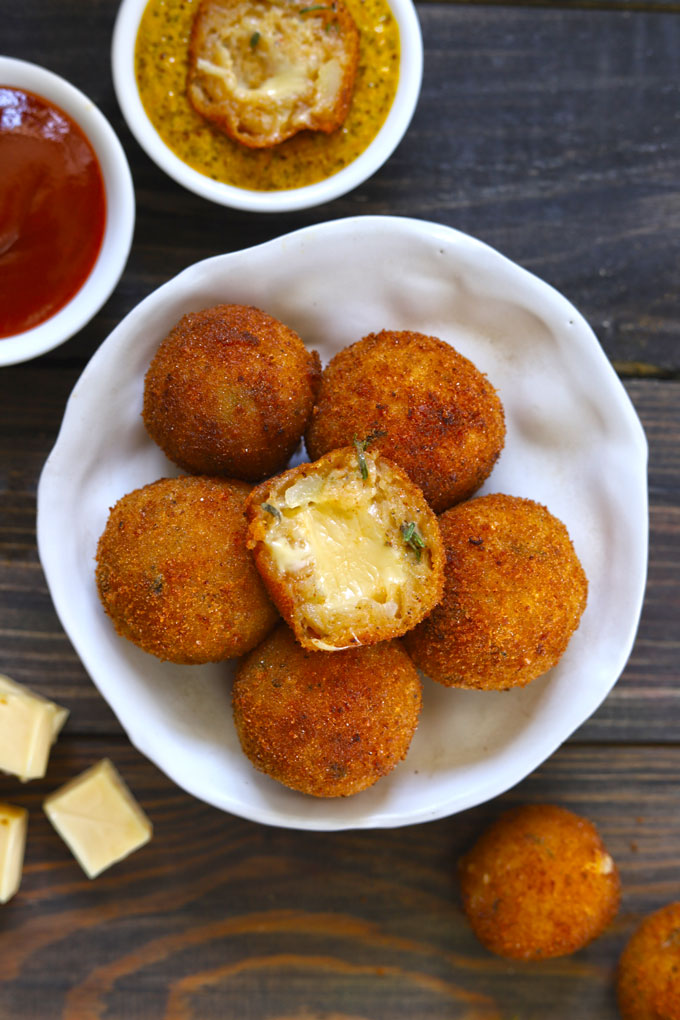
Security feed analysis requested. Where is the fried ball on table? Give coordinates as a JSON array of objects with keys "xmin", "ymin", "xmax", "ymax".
[
  {"xmin": 460, "ymin": 804, "xmax": 620, "ymax": 960},
  {"xmin": 617, "ymin": 902, "xmax": 680, "ymax": 1020},
  {"xmin": 95, "ymin": 475, "xmax": 279, "ymax": 664},
  {"xmin": 305, "ymin": 330, "xmax": 505, "ymax": 513},
  {"xmin": 245, "ymin": 445, "xmax": 445, "ymax": 651},
  {"xmin": 404, "ymin": 493, "xmax": 588, "ymax": 690},
  {"xmin": 143, "ymin": 304, "xmax": 320, "ymax": 482},
  {"xmin": 233, "ymin": 624, "xmax": 422, "ymax": 797}
]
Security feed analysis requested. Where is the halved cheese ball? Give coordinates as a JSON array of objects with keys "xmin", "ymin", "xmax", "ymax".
[
  {"xmin": 246, "ymin": 446, "xmax": 445, "ymax": 650},
  {"xmin": 187, "ymin": 0, "xmax": 359, "ymax": 148}
]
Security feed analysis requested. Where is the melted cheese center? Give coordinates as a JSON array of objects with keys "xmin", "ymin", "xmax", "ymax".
[
  {"xmin": 267, "ymin": 473, "xmax": 407, "ymax": 617},
  {"xmin": 197, "ymin": 46, "xmax": 314, "ymax": 108}
]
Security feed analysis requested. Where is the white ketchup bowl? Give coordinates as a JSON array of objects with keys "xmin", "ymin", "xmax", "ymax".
[{"xmin": 0, "ymin": 57, "xmax": 134, "ymax": 367}]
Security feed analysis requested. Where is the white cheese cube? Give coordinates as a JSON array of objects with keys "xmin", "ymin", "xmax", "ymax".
[
  {"xmin": 0, "ymin": 803, "xmax": 28, "ymax": 903},
  {"xmin": 43, "ymin": 759, "xmax": 152, "ymax": 879},
  {"xmin": 0, "ymin": 674, "xmax": 69, "ymax": 781}
]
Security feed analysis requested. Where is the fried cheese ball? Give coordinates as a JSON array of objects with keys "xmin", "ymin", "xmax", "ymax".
[
  {"xmin": 188, "ymin": 0, "xmax": 359, "ymax": 148},
  {"xmin": 143, "ymin": 304, "xmax": 320, "ymax": 482},
  {"xmin": 617, "ymin": 902, "xmax": 680, "ymax": 1020},
  {"xmin": 245, "ymin": 446, "xmax": 445, "ymax": 651},
  {"xmin": 305, "ymin": 330, "xmax": 506, "ymax": 513},
  {"xmin": 460, "ymin": 804, "xmax": 620, "ymax": 960},
  {"xmin": 95, "ymin": 476, "xmax": 279, "ymax": 664},
  {"xmin": 404, "ymin": 493, "xmax": 588, "ymax": 690},
  {"xmin": 233, "ymin": 624, "xmax": 422, "ymax": 797}
]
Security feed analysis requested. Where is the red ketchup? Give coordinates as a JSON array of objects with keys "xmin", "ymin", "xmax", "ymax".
[{"xmin": 0, "ymin": 86, "xmax": 106, "ymax": 339}]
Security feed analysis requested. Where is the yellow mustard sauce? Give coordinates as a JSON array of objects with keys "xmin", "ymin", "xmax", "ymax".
[{"xmin": 134, "ymin": 0, "xmax": 400, "ymax": 191}]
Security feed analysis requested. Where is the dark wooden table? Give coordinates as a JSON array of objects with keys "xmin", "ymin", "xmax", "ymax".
[{"xmin": 2, "ymin": 0, "xmax": 679, "ymax": 1016}]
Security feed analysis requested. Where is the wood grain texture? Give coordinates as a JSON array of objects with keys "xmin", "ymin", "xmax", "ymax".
[
  {"xmin": 0, "ymin": 739, "xmax": 678, "ymax": 1020},
  {"xmin": 2, "ymin": 0, "xmax": 679, "ymax": 1016}
]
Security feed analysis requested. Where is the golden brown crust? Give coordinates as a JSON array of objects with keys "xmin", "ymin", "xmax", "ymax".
[
  {"xmin": 143, "ymin": 304, "xmax": 320, "ymax": 482},
  {"xmin": 245, "ymin": 446, "xmax": 445, "ymax": 650},
  {"xmin": 305, "ymin": 330, "xmax": 506, "ymax": 513},
  {"xmin": 232, "ymin": 624, "xmax": 422, "ymax": 796},
  {"xmin": 460, "ymin": 804, "xmax": 620, "ymax": 960},
  {"xmin": 617, "ymin": 902, "xmax": 680, "ymax": 1020},
  {"xmin": 95, "ymin": 475, "xmax": 279, "ymax": 664},
  {"xmin": 187, "ymin": 0, "xmax": 359, "ymax": 148},
  {"xmin": 403, "ymin": 493, "xmax": 588, "ymax": 690}
]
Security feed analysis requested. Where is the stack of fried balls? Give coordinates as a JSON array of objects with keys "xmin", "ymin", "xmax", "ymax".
[
  {"xmin": 96, "ymin": 304, "xmax": 588, "ymax": 799},
  {"xmin": 94, "ymin": 303, "xmax": 674, "ymax": 1017}
]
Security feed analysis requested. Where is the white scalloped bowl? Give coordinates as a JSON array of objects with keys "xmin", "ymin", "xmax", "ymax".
[
  {"xmin": 111, "ymin": 0, "xmax": 423, "ymax": 211},
  {"xmin": 0, "ymin": 57, "xmax": 134, "ymax": 367},
  {"xmin": 37, "ymin": 216, "xmax": 648, "ymax": 830}
]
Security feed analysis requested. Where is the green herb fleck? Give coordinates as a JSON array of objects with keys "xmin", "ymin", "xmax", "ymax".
[
  {"xmin": 263, "ymin": 502, "xmax": 281, "ymax": 521},
  {"xmin": 299, "ymin": 4, "xmax": 330, "ymax": 11},
  {"xmin": 401, "ymin": 522, "xmax": 426, "ymax": 560},
  {"xmin": 354, "ymin": 437, "xmax": 369, "ymax": 480},
  {"xmin": 525, "ymin": 832, "xmax": 554, "ymax": 857},
  {"xmin": 250, "ymin": 31, "xmax": 260, "ymax": 47},
  {"xmin": 353, "ymin": 429, "xmax": 386, "ymax": 480}
]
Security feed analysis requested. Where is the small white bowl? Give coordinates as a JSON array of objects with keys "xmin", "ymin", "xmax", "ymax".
[
  {"xmin": 0, "ymin": 58, "xmax": 135, "ymax": 368},
  {"xmin": 111, "ymin": 0, "xmax": 423, "ymax": 212},
  {"xmin": 37, "ymin": 216, "xmax": 648, "ymax": 831}
]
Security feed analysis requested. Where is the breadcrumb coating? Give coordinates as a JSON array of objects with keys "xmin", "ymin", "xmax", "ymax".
[
  {"xmin": 233, "ymin": 624, "xmax": 422, "ymax": 796},
  {"xmin": 460, "ymin": 804, "xmax": 620, "ymax": 960},
  {"xmin": 143, "ymin": 304, "xmax": 320, "ymax": 482},
  {"xmin": 305, "ymin": 330, "xmax": 505, "ymax": 513},
  {"xmin": 618, "ymin": 902, "xmax": 680, "ymax": 1020},
  {"xmin": 404, "ymin": 493, "xmax": 588, "ymax": 690},
  {"xmin": 95, "ymin": 475, "xmax": 279, "ymax": 664}
]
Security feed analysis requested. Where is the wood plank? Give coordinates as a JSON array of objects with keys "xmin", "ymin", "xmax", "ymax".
[
  {"xmin": 411, "ymin": 4, "xmax": 680, "ymax": 376},
  {"xmin": 0, "ymin": 739, "xmax": 678, "ymax": 1019},
  {"xmin": 4, "ymin": 2, "xmax": 679, "ymax": 370},
  {"xmin": 0, "ymin": 371, "xmax": 676, "ymax": 740}
]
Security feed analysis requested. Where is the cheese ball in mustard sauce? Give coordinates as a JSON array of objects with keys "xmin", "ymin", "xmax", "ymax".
[{"xmin": 134, "ymin": 0, "xmax": 399, "ymax": 190}]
